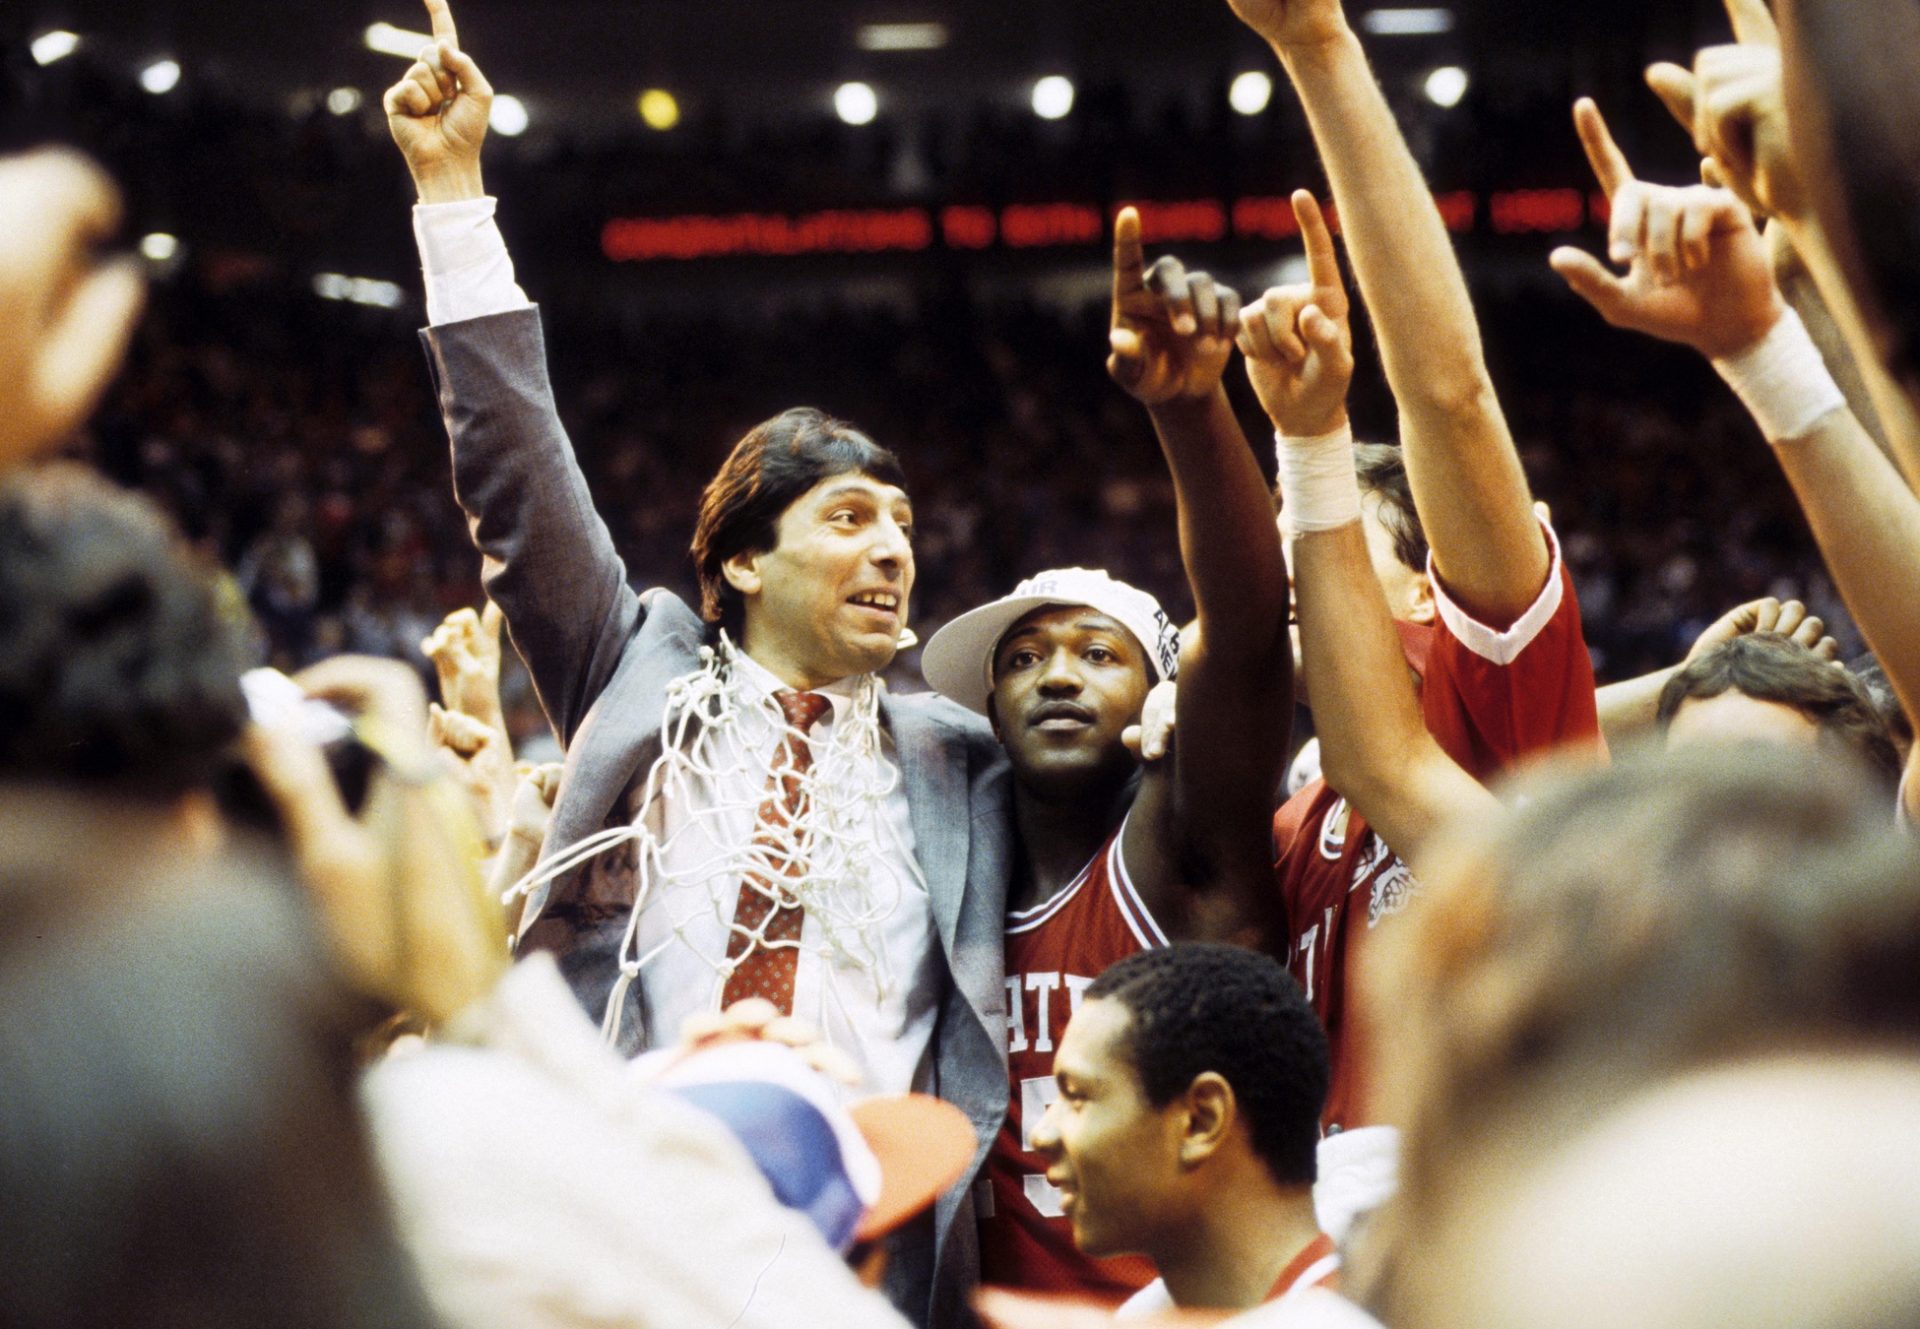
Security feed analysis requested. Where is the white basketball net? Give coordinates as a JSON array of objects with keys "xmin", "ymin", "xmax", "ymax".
[{"xmin": 502, "ymin": 634, "xmax": 926, "ymax": 1047}]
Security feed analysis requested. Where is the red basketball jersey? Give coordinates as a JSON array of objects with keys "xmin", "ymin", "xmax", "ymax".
[
  {"xmin": 1277, "ymin": 535, "xmax": 1602, "ymax": 1130},
  {"xmin": 979, "ymin": 828, "xmax": 1166, "ymax": 1299}
]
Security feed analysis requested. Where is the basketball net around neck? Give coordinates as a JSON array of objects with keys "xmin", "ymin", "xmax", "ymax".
[{"xmin": 501, "ymin": 633, "xmax": 927, "ymax": 1048}]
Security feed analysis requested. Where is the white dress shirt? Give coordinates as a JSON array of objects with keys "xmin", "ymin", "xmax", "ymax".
[{"xmin": 413, "ymin": 203, "xmax": 937, "ymax": 1095}]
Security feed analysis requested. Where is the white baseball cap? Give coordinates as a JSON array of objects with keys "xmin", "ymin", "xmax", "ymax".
[{"xmin": 921, "ymin": 567, "xmax": 1179, "ymax": 715}]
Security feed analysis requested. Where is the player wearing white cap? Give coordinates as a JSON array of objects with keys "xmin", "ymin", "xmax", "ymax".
[{"xmin": 921, "ymin": 208, "xmax": 1295, "ymax": 1302}]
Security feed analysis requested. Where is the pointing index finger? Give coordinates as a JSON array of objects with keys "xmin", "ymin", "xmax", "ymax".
[
  {"xmin": 1573, "ymin": 97, "xmax": 1635, "ymax": 196},
  {"xmin": 1112, "ymin": 206, "xmax": 1146, "ymax": 301},
  {"xmin": 1291, "ymin": 191, "xmax": 1344, "ymax": 308},
  {"xmin": 423, "ymin": 0, "xmax": 459, "ymax": 49},
  {"xmin": 1723, "ymin": 0, "xmax": 1780, "ymax": 48}
]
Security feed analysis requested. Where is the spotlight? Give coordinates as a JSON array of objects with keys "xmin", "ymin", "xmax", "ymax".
[
  {"xmin": 834, "ymin": 81, "xmax": 878, "ymax": 126},
  {"xmin": 1229, "ymin": 70, "xmax": 1273, "ymax": 116},
  {"xmin": 364, "ymin": 22, "xmax": 432, "ymax": 58},
  {"xmin": 140, "ymin": 60, "xmax": 181, "ymax": 94},
  {"xmin": 857, "ymin": 23, "xmax": 948, "ymax": 51},
  {"xmin": 30, "ymin": 31, "xmax": 80, "ymax": 66},
  {"xmin": 1031, "ymin": 75, "xmax": 1074, "ymax": 120},
  {"xmin": 638, "ymin": 88, "xmax": 679, "ymax": 131},
  {"xmin": 139, "ymin": 233, "xmax": 179, "ymax": 262},
  {"xmin": 489, "ymin": 94, "xmax": 529, "ymax": 136},
  {"xmin": 327, "ymin": 87, "xmax": 363, "ymax": 116},
  {"xmin": 1361, "ymin": 8, "xmax": 1456, "ymax": 35},
  {"xmin": 1423, "ymin": 65, "xmax": 1469, "ymax": 107}
]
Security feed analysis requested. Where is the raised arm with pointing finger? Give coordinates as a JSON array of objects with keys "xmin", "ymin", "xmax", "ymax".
[
  {"xmin": 1556, "ymin": 95, "xmax": 1920, "ymax": 815},
  {"xmin": 1224, "ymin": 0, "xmax": 1549, "ymax": 626}
]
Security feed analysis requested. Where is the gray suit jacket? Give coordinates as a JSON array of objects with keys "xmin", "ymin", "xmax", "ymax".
[{"xmin": 422, "ymin": 308, "xmax": 1010, "ymax": 1328}]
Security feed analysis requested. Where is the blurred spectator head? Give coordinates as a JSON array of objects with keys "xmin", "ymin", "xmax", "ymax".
[
  {"xmin": 689, "ymin": 406, "xmax": 910, "ymax": 655},
  {"xmin": 1430, "ymin": 1053, "xmax": 1920, "ymax": 1329},
  {"xmin": 1656, "ymin": 633, "xmax": 1899, "ymax": 787},
  {"xmin": 0, "ymin": 464, "xmax": 252, "ymax": 802},
  {"xmin": 1032, "ymin": 943, "xmax": 1328, "ymax": 1260},
  {"xmin": 1360, "ymin": 744, "xmax": 1920, "ymax": 1320},
  {"xmin": 0, "ymin": 794, "xmax": 437, "ymax": 1329},
  {"xmin": 1849, "ymin": 651, "xmax": 1913, "ymax": 762}
]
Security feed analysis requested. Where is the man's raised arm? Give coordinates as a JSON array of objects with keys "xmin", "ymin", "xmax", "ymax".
[
  {"xmin": 384, "ymin": 0, "xmax": 641, "ymax": 743},
  {"xmin": 1224, "ymin": 0, "xmax": 1548, "ymax": 624},
  {"xmin": 1242, "ymin": 194, "xmax": 1494, "ymax": 870},
  {"xmin": 1105, "ymin": 206, "xmax": 1293, "ymax": 945}
]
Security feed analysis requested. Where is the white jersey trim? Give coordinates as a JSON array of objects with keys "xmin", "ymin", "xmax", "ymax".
[
  {"xmin": 1280, "ymin": 1253, "xmax": 1343, "ymax": 1303},
  {"xmin": 1427, "ymin": 521, "xmax": 1565, "ymax": 667},
  {"xmin": 1005, "ymin": 845, "xmax": 1099, "ymax": 936},
  {"xmin": 1109, "ymin": 819, "xmax": 1170, "ymax": 950}
]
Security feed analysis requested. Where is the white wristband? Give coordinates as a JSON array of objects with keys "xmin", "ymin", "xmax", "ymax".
[
  {"xmin": 1711, "ymin": 307, "xmax": 1846, "ymax": 444},
  {"xmin": 1275, "ymin": 423, "xmax": 1362, "ymax": 539}
]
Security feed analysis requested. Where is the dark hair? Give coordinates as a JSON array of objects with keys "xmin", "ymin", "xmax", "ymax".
[
  {"xmin": 1086, "ymin": 943, "xmax": 1328, "ymax": 1186},
  {"xmin": 1784, "ymin": 0, "xmax": 1920, "ymax": 398},
  {"xmin": 1655, "ymin": 634, "xmax": 1901, "ymax": 787},
  {"xmin": 0, "ymin": 464, "xmax": 253, "ymax": 801},
  {"xmin": 1355, "ymin": 443, "xmax": 1429, "ymax": 572},
  {"xmin": 689, "ymin": 408, "xmax": 907, "ymax": 639},
  {"xmin": 0, "ymin": 794, "xmax": 440, "ymax": 1329}
]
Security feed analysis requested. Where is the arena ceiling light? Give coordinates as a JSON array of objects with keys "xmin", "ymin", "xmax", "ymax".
[
  {"xmin": 489, "ymin": 94, "xmax": 529, "ymax": 136},
  {"xmin": 1423, "ymin": 65, "xmax": 1469, "ymax": 107},
  {"xmin": 1031, "ymin": 75, "xmax": 1075, "ymax": 120},
  {"xmin": 30, "ymin": 31, "xmax": 80, "ymax": 66},
  {"xmin": 638, "ymin": 88, "xmax": 679, "ymax": 131},
  {"xmin": 834, "ymin": 81, "xmax": 879, "ymax": 126},
  {"xmin": 139, "ymin": 233, "xmax": 179, "ymax": 262},
  {"xmin": 1360, "ymin": 7, "xmax": 1456, "ymax": 35},
  {"xmin": 327, "ymin": 87, "xmax": 363, "ymax": 116},
  {"xmin": 312, "ymin": 273, "xmax": 406, "ymax": 308},
  {"xmin": 856, "ymin": 23, "xmax": 948, "ymax": 51},
  {"xmin": 139, "ymin": 59, "xmax": 182, "ymax": 94},
  {"xmin": 1229, "ymin": 70, "xmax": 1273, "ymax": 116},
  {"xmin": 364, "ymin": 22, "xmax": 433, "ymax": 59}
]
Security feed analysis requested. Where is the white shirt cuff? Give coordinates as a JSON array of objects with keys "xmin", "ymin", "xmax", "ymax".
[
  {"xmin": 1427, "ymin": 522, "xmax": 1566, "ymax": 666},
  {"xmin": 412, "ymin": 196, "xmax": 533, "ymax": 327}
]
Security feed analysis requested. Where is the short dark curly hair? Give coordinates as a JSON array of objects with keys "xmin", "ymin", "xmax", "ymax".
[
  {"xmin": 689, "ymin": 408, "xmax": 908, "ymax": 640},
  {"xmin": 1086, "ymin": 943, "xmax": 1328, "ymax": 1186},
  {"xmin": 0, "ymin": 464, "xmax": 253, "ymax": 801},
  {"xmin": 1657, "ymin": 634, "xmax": 1901, "ymax": 789}
]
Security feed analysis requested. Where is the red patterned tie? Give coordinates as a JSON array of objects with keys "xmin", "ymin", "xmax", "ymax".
[{"xmin": 720, "ymin": 689, "xmax": 834, "ymax": 1014}]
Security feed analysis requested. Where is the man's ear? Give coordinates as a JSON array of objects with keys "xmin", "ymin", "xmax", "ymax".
[
  {"xmin": 721, "ymin": 550, "xmax": 763, "ymax": 597},
  {"xmin": 1405, "ymin": 569, "xmax": 1437, "ymax": 627},
  {"xmin": 986, "ymin": 693, "xmax": 1002, "ymax": 743},
  {"xmin": 1177, "ymin": 1072, "xmax": 1235, "ymax": 1170}
]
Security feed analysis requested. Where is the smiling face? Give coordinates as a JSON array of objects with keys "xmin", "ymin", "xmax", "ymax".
[
  {"xmin": 725, "ymin": 472, "xmax": 914, "ymax": 689},
  {"xmin": 1029, "ymin": 996, "xmax": 1184, "ymax": 1259},
  {"xmin": 987, "ymin": 605, "xmax": 1152, "ymax": 797}
]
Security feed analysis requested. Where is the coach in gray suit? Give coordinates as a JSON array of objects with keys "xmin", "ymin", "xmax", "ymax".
[{"xmin": 384, "ymin": 5, "xmax": 1009, "ymax": 1324}]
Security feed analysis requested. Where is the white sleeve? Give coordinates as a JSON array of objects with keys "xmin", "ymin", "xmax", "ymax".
[{"xmin": 412, "ymin": 197, "xmax": 533, "ymax": 327}]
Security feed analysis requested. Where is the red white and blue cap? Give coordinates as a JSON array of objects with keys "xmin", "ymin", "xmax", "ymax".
[{"xmin": 649, "ymin": 1040, "xmax": 976, "ymax": 1252}]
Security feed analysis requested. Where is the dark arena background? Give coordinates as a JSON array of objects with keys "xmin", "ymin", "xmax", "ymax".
[{"xmin": 2, "ymin": 0, "xmax": 1845, "ymax": 749}]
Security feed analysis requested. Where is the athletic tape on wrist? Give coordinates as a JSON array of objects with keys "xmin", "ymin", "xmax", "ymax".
[
  {"xmin": 1275, "ymin": 423, "xmax": 1362, "ymax": 539},
  {"xmin": 1712, "ymin": 307, "xmax": 1846, "ymax": 444}
]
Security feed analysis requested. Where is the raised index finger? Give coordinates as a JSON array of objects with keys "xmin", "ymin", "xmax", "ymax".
[
  {"xmin": 1112, "ymin": 205, "xmax": 1146, "ymax": 301},
  {"xmin": 1723, "ymin": 0, "xmax": 1780, "ymax": 48},
  {"xmin": 423, "ymin": 0, "xmax": 459, "ymax": 48},
  {"xmin": 1573, "ymin": 97, "xmax": 1636, "ymax": 195},
  {"xmin": 1291, "ymin": 190, "xmax": 1343, "ymax": 301}
]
